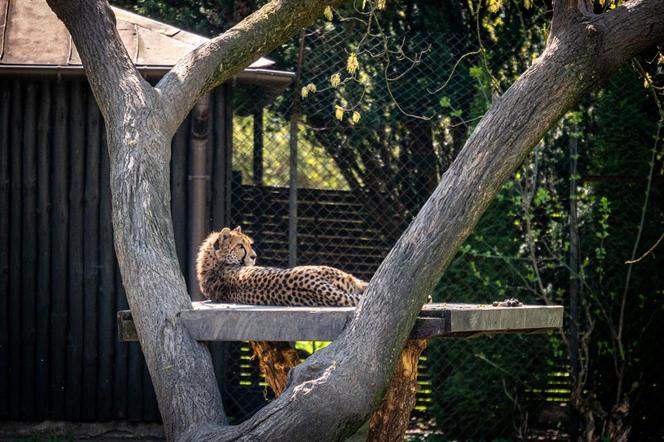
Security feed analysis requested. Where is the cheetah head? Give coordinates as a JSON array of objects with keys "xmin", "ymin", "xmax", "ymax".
[{"xmin": 199, "ymin": 226, "xmax": 257, "ymax": 268}]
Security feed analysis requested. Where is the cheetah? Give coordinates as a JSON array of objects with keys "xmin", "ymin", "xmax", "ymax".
[{"xmin": 195, "ymin": 226, "xmax": 368, "ymax": 307}]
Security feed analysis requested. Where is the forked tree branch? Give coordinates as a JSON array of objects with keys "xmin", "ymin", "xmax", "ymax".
[
  {"xmin": 550, "ymin": 0, "xmax": 594, "ymax": 39},
  {"xmin": 596, "ymin": 0, "xmax": 664, "ymax": 72},
  {"xmin": 156, "ymin": 0, "xmax": 344, "ymax": 133},
  {"xmin": 45, "ymin": 0, "xmax": 150, "ymax": 124}
]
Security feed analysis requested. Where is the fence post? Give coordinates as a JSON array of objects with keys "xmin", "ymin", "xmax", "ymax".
[
  {"xmin": 289, "ymin": 31, "xmax": 306, "ymax": 267},
  {"xmin": 253, "ymin": 108, "xmax": 264, "ymax": 186}
]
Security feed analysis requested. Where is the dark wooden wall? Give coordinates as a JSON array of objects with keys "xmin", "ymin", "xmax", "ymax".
[{"xmin": 0, "ymin": 77, "xmax": 260, "ymax": 422}]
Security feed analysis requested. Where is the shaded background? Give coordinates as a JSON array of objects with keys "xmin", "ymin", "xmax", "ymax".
[{"xmin": 1, "ymin": 0, "xmax": 663, "ymax": 440}]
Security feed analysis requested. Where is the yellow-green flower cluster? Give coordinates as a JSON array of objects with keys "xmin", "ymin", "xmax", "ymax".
[
  {"xmin": 346, "ymin": 52, "xmax": 359, "ymax": 75},
  {"xmin": 301, "ymin": 83, "xmax": 317, "ymax": 98}
]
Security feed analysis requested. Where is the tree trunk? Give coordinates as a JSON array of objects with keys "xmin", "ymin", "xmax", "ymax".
[
  {"xmin": 367, "ymin": 340, "xmax": 428, "ymax": 442},
  {"xmin": 251, "ymin": 340, "xmax": 428, "ymax": 442},
  {"xmin": 45, "ymin": 0, "xmax": 664, "ymax": 440}
]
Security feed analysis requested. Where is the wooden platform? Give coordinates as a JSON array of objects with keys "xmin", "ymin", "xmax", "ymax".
[{"xmin": 118, "ymin": 302, "xmax": 563, "ymax": 342}]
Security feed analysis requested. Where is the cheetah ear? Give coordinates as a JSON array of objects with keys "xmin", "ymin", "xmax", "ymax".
[
  {"xmin": 233, "ymin": 226, "xmax": 242, "ymax": 233},
  {"xmin": 220, "ymin": 227, "xmax": 231, "ymax": 239}
]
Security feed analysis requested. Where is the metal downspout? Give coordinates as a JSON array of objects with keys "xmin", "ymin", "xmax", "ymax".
[{"xmin": 189, "ymin": 94, "xmax": 210, "ymax": 300}]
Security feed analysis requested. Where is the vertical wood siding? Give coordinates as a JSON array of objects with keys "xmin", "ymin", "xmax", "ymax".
[
  {"xmin": 0, "ymin": 77, "xmax": 223, "ymax": 421},
  {"xmin": 0, "ymin": 82, "xmax": 12, "ymax": 419},
  {"xmin": 0, "ymin": 77, "xmax": 250, "ymax": 422}
]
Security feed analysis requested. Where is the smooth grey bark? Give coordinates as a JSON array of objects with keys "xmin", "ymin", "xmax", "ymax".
[{"xmin": 45, "ymin": 0, "xmax": 664, "ymax": 440}]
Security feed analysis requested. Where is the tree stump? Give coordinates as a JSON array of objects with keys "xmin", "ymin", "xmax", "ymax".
[{"xmin": 251, "ymin": 339, "xmax": 427, "ymax": 442}]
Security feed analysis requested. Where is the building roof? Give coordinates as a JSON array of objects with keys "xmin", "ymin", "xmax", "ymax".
[{"xmin": 0, "ymin": 0, "xmax": 293, "ymax": 87}]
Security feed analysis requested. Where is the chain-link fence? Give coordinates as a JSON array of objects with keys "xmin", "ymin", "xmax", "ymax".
[
  {"xmin": 0, "ymin": 2, "xmax": 660, "ymax": 437},
  {"xmin": 219, "ymin": 13, "xmax": 663, "ymax": 441}
]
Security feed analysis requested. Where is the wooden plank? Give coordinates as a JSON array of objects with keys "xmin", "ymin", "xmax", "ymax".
[
  {"xmin": 442, "ymin": 303, "xmax": 564, "ymax": 334},
  {"xmin": 82, "ymin": 89, "xmax": 100, "ymax": 421},
  {"xmin": 127, "ymin": 343, "xmax": 144, "ymax": 421},
  {"xmin": 97, "ymin": 127, "xmax": 115, "ymax": 421},
  {"xmin": 50, "ymin": 79, "xmax": 68, "ymax": 420},
  {"xmin": 0, "ymin": 79, "xmax": 11, "ymax": 419},
  {"xmin": 118, "ymin": 303, "xmax": 563, "ymax": 342},
  {"xmin": 8, "ymin": 79, "xmax": 22, "ymax": 420},
  {"xmin": 34, "ymin": 79, "xmax": 52, "ymax": 420},
  {"xmin": 188, "ymin": 305, "xmax": 353, "ymax": 342},
  {"xmin": 65, "ymin": 81, "xmax": 85, "ymax": 421},
  {"xmin": 20, "ymin": 81, "xmax": 37, "ymax": 419}
]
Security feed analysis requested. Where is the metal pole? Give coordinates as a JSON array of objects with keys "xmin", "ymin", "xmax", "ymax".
[
  {"xmin": 253, "ymin": 108, "xmax": 264, "ymax": 186},
  {"xmin": 289, "ymin": 31, "xmax": 306, "ymax": 268},
  {"xmin": 188, "ymin": 94, "xmax": 211, "ymax": 300}
]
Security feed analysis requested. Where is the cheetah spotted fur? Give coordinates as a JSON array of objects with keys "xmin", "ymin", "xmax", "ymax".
[{"xmin": 196, "ymin": 226, "xmax": 367, "ymax": 307}]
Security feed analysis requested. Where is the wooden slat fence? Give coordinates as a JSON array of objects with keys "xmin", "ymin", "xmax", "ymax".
[{"xmin": 231, "ymin": 183, "xmax": 393, "ymax": 281}]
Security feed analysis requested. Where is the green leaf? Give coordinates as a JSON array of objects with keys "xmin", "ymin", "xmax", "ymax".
[{"xmin": 439, "ymin": 96, "xmax": 451, "ymax": 108}]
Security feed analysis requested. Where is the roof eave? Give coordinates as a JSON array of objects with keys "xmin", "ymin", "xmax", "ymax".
[{"xmin": 0, "ymin": 64, "xmax": 295, "ymax": 88}]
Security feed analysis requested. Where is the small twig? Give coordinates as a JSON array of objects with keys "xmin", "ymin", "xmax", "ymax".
[
  {"xmin": 428, "ymin": 49, "xmax": 481, "ymax": 94},
  {"xmin": 625, "ymin": 232, "xmax": 664, "ymax": 264}
]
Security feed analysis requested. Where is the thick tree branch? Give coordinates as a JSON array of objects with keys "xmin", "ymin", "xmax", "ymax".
[
  {"xmin": 45, "ymin": 0, "xmax": 150, "ymax": 124},
  {"xmin": 44, "ymin": 1, "xmax": 228, "ymax": 439},
  {"xmin": 550, "ymin": 0, "xmax": 594, "ymax": 39},
  {"xmin": 597, "ymin": 0, "xmax": 664, "ymax": 72},
  {"xmin": 156, "ymin": 0, "xmax": 344, "ymax": 133}
]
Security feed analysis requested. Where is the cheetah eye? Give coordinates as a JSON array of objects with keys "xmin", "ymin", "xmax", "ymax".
[{"xmin": 236, "ymin": 244, "xmax": 245, "ymax": 250}]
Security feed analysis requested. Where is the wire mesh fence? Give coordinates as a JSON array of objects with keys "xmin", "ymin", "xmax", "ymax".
[
  {"xmin": 0, "ymin": 2, "xmax": 660, "ymax": 438},
  {"xmin": 222, "ymin": 13, "xmax": 663, "ymax": 440}
]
